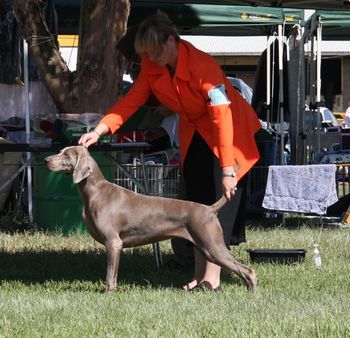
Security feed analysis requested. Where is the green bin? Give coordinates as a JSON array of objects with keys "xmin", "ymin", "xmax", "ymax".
[{"xmin": 33, "ymin": 151, "xmax": 115, "ymax": 234}]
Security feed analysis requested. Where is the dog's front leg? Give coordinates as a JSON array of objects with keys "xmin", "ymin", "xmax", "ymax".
[{"xmin": 105, "ymin": 238, "xmax": 123, "ymax": 293}]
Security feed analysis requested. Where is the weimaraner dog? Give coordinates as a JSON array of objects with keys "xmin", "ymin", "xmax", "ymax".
[{"xmin": 45, "ymin": 146, "xmax": 257, "ymax": 293}]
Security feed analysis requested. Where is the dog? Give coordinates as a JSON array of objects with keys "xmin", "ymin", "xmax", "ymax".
[{"xmin": 45, "ymin": 146, "xmax": 257, "ymax": 292}]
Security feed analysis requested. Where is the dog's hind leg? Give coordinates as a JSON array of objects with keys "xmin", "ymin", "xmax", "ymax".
[
  {"xmin": 192, "ymin": 220, "xmax": 257, "ymax": 292},
  {"xmin": 105, "ymin": 238, "xmax": 123, "ymax": 292},
  {"xmin": 198, "ymin": 243, "xmax": 257, "ymax": 292},
  {"xmin": 207, "ymin": 246, "xmax": 257, "ymax": 292}
]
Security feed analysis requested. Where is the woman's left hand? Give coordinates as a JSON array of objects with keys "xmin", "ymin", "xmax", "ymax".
[{"xmin": 222, "ymin": 176, "xmax": 238, "ymax": 200}]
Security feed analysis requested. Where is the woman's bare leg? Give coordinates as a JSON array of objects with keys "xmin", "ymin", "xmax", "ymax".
[{"xmin": 184, "ymin": 248, "xmax": 221, "ymax": 290}]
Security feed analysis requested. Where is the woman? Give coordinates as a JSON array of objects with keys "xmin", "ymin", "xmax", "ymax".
[{"xmin": 79, "ymin": 13, "xmax": 261, "ymax": 291}]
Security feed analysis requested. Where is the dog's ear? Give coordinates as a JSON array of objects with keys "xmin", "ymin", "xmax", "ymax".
[{"xmin": 73, "ymin": 155, "xmax": 93, "ymax": 183}]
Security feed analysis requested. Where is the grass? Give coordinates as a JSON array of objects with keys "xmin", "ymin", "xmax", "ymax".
[{"xmin": 0, "ymin": 224, "xmax": 349, "ymax": 337}]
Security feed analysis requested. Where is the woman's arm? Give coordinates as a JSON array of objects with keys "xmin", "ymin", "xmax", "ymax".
[
  {"xmin": 100, "ymin": 71, "xmax": 152, "ymax": 134},
  {"xmin": 79, "ymin": 71, "xmax": 152, "ymax": 148},
  {"xmin": 201, "ymin": 64, "xmax": 237, "ymax": 199}
]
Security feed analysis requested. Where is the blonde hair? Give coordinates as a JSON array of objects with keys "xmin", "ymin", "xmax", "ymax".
[{"xmin": 135, "ymin": 12, "xmax": 179, "ymax": 55}]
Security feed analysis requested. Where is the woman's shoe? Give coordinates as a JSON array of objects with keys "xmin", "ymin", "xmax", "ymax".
[
  {"xmin": 183, "ymin": 280, "xmax": 198, "ymax": 291},
  {"xmin": 190, "ymin": 281, "xmax": 221, "ymax": 292}
]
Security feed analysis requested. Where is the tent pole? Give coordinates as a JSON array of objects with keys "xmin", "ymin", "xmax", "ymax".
[
  {"xmin": 278, "ymin": 24, "xmax": 285, "ymax": 165},
  {"xmin": 23, "ymin": 39, "xmax": 33, "ymax": 221},
  {"xmin": 316, "ymin": 23, "xmax": 322, "ymax": 108},
  {"xmin": 309, "ymin": 35, "xmax": 316, "ymax": 163},
  {"xmin": 266, "ymin": 36, "xmax": 271, "ymax": 126},
  {"xmin": 316, "ymin": 21, "xmax": 322, "ymax": 159}
]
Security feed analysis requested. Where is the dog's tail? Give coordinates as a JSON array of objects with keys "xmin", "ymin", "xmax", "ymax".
[{"xmin": 211, "ymin": 195, "xmax": 227, "ymax": 214}]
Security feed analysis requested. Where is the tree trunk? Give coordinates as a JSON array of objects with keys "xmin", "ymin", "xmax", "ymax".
[{"xmin": 12, "ymin": 0, "xmax": 130, "ymax": 114}]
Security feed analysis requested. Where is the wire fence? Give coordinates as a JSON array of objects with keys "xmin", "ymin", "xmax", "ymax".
[{"xmin": 115, "ymin": 163, "xmax": 181, "ymax": 199}]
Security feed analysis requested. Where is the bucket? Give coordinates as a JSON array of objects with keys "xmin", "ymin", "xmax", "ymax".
[{"xmin": 33, "ymin": 151, "xmax": 115, "ymax": 234}]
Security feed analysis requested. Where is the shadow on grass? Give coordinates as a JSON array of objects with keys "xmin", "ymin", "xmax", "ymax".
[
  {"xmin": 247, "ymin": 213, "xmax": 342, "ymax": 230},
  {"xmin": 0, "ymin": 248, "xmax": 244, "ymax": 291},
  {"xmin": 0, "ymin": 248, "xmax": 196, "ymax": 290}
]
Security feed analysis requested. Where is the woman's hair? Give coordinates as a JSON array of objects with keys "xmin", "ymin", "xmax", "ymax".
[{"xmin": 135, "ymin": 12, "xmax": 180, "ymax": 55}]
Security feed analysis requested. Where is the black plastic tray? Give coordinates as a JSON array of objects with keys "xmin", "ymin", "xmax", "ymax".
[{"xmin": 246, "ymin": 248, "xmax": 306, "ymax": 264}]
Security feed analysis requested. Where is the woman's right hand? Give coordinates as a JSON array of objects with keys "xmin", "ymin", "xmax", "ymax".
[
  {"xmin": 78, "ymin": 123, "xmax": 109, "ymax": 148},
  {"xmin": 78, "ymin": 131, "xmax": 100, "ymax": 148}
]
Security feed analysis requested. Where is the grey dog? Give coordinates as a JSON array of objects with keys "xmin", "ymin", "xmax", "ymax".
[{"xmin": 45, "ymin": 146, "xmax": 257, "ymax": 292}]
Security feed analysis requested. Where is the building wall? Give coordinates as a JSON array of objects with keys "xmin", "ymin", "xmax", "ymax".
[
  {"xmin": 58, "ymin": 35, "xmax": 350, "ymax": 112},
  {"xmin": 215, "ymin": 56, "xmax": 259, "ymax": 88},
  {"xmin": 215, "ymin": 54, "xmax": 350, "ymax": 113}
]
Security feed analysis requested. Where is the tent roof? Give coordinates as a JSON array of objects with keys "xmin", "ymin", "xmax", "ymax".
[
  {"xmin": 305, "ymin": 10, "xmax": 350, "ymax": 40},
  {"xmin": 128, "ymin": 4, "xmax": 303, "ymax": 36},
  {"xmin": 54, "ymin": 1, "xmax": 304, "ymax": 35},
  {"xmin": 132, "ymin": 0, "xmax": 350, "ymax": 11}
]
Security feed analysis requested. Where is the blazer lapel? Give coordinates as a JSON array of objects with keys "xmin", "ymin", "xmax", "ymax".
[
  {"xmin": 140, "ymin": 41, "xmax": 192, "ymax": 112},
  {"xmin": 141, "ymin": 56, "xmax": 179, "ymax": 107},
  {"xmin": 175, "ymin": 41, "xmax": 191, "ymax": 83}
]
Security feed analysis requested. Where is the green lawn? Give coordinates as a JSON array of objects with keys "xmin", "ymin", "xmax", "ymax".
[{"xmin": 0, "ymin": 225, "xmax": 349, "ymax": 337}]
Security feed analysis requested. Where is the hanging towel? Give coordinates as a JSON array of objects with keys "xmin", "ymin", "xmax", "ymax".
[{"xmin": 262, "ymin": 164, "xmax": 338, "ymax": 215}]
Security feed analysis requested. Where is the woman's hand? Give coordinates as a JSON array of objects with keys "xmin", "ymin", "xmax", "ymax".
[
  {"xmin": 78, "ymin": 123, "xmax": 109, "ymax": 148},
  {"xmin": 222, "ymin": 176, "xmax": 238, "ymax": 200},
  {"xmin": 78, "ymin": 131, "xmax": 100, "ymax": 148},
  {"xmin": 222, "ymin": 166, "xmax": 237, "ymax": 200}
]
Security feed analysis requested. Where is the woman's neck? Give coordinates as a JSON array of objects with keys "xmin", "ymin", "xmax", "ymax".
[
  {"xmin": 167, "ymin": 65, "xmax": 175, "ymax": 77},
  {"xmin": 167, "ymin": 38, "xmax": 178, "ymax": 71}
]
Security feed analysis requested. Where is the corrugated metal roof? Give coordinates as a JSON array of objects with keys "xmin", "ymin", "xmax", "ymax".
[
  {"xmin": 311, "ymin": 40, "xmax": 350, "ymax": 55},
  {"xmin": 182, "ymin": 35, "xmax": 350, "ymax": 56},
  {"xmin": 182, "ymin": 36, "xmax": 267, "ymax": 55},
  {"xmin": 61, "ymin": 35, "xmax": 350, "ymax": 72}
]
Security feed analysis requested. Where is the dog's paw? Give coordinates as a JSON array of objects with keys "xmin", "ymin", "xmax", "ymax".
[
  {"xmin": 105, "ymin": 285, "xmax": 116, "ymax": 293},
  {"xmin": 247, "ymin": 269, "xmax": 257, "ymax": 293}
]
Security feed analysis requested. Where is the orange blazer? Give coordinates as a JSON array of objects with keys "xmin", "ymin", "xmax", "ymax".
[{"xmin": 101, "ymin": 40, "xmax": 261, "ymax": 181}]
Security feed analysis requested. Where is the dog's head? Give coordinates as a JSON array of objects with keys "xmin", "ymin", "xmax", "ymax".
[{"xmin": 45, "ymin": 146, "xmax": 93, "ymax": 184}]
